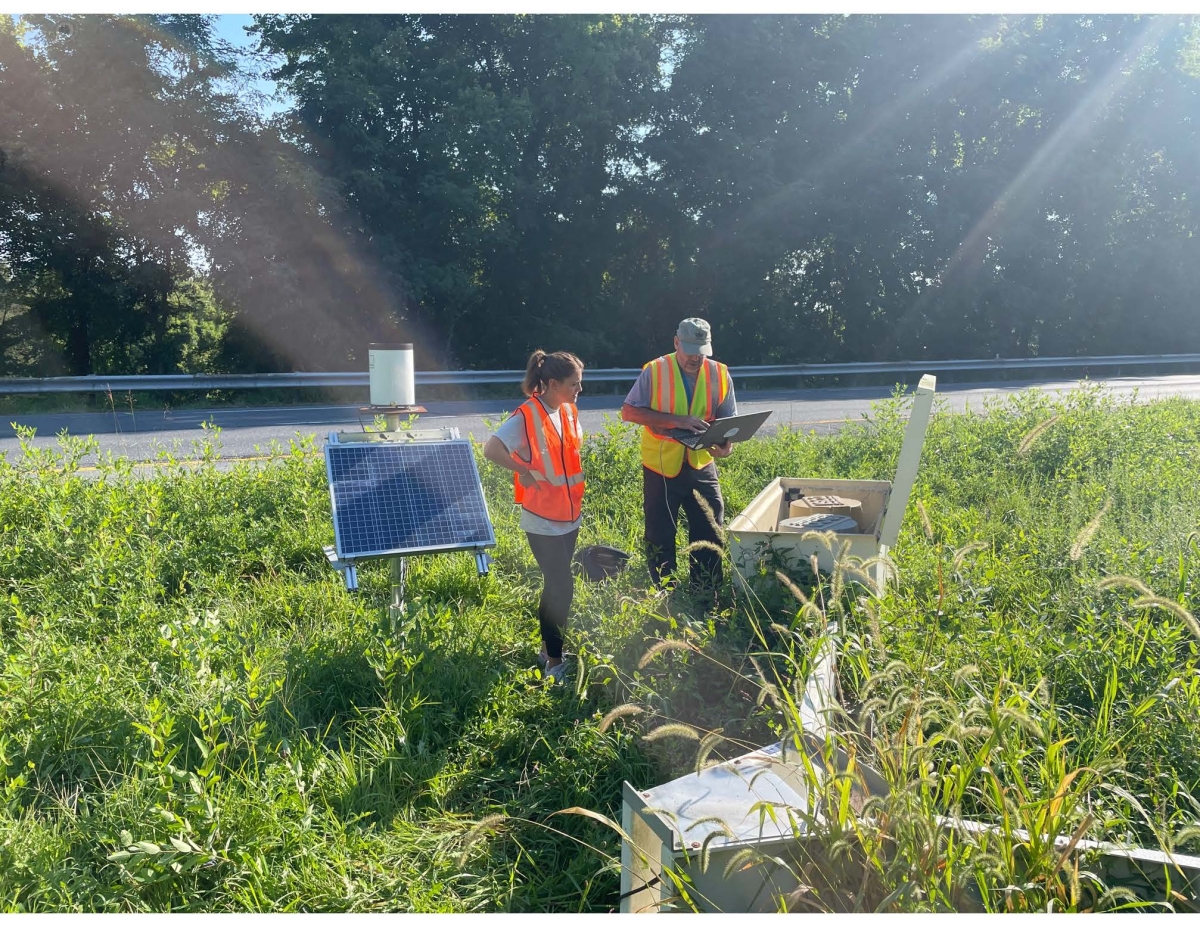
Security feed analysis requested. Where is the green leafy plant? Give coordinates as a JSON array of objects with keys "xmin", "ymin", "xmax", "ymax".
[{"xmin": 0, "ymin": 388, "xmax": 1198, "ymax": 911}]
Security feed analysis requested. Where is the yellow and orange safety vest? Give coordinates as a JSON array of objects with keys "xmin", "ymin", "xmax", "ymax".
[
  {"xmin": 511, "ymin": 398, "xmax": 585, "ymax": 523},
  {"xmin": 640, "ymin": 354, "xmax": 731, "ymax": 477}
]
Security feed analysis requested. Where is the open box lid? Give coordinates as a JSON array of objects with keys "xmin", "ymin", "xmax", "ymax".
[{"xmin": 876, "ymin": 374, "xmax": 937, "ymax": 548}]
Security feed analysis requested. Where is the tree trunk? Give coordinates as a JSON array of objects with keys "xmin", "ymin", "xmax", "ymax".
[
  {"xmin": 66, "ymin": 298, "xmax": 91, "ymax": 375},
  {"xmin": 156, "ymin": 246, "xmax": 172, "ymax": 373}
]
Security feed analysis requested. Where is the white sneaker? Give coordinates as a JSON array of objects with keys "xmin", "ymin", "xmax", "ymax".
[
  {"xmin": 538, "ymin": 650, "xmax": 573, "ymax": 670},
  {"xmin": 544, "ymin": 662, "xmax": 567, "ymax": 684}
]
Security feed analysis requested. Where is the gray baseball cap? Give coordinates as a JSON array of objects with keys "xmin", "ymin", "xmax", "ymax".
[{"xmin": 676, "ymin": 317, "xmax": 713, "ymax": 356}]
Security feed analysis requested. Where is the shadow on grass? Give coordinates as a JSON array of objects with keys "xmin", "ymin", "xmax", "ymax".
[
  {"xmin": 281, "ymin": 644, "xmax": 386, "ymax": 740},
  {"xmin": 279, "ymin": 616, "xmax": 520, "ymax": 830}
]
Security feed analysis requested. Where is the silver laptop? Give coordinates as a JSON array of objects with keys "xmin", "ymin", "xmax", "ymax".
[{"xmin": 665, "ymin": 410, "xmax": 772, "ymax": 449}]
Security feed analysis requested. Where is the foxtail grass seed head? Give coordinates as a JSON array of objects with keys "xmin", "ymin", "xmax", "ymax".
[
  {"xmin": 917, "ymin": 501, "xmax": 934, "ymax": 541},
  {"xmin": 694, "ymin": 730, "xmax": 726, "ymax": 774},
  {"xmin": 997, "ymin": 704, "xmax": 1045, "ymax": 739},
  {"xmin": 799, "ymin": 601, "xmax": 826, "ymax": 623},
  {"xmin": 1070, "ymin": 497, "xmax": 1111, "ymax": 561},
  {"xmin": 457, "ymin": 814, "xmax": 509, "ymax": 864},
  {"xmin": 722, "ymin": 846, "xmax": 764, "ymax": 881},
  {"xmin": 756, "ymin": 682, "xmax": 781, "ymax": 709},
  {"xmin": 598, "ymin": 703, "xmax": 644, "ymax": 733},
  {"xmin": 831, "ymin": 543, "xmax": 853, "ymax": 601},
  {"xmin": 860, "ymin": 555, "xmax": 898, "ymax": 594},
  {"xmin": 637, "ymin": 639, "xmax": 694, "ymax": 669},
  {"xmin": 683, "ymin": 540, "xmax": 724, "ymax": 558},
  {"xmin": 699, "ymin": 825, "xmax": 736, "ymax": 873},
  {"xmin": 1131, "ymin": 596, "xmax": 1200, "ymax": 639},
  {"xmin": 691, "ymin": 489, "xmax": 725, "ymax": 542},
  {"xmin": 1097, "ymin": 885, "xmax": 1144, "ymax": 910},
  {"xmin": 775, "ymin": 570, "xmax": 809, "ymax": 605},
  {"xmin": 1017, "ymin": 414, "xmax": 1060, "ymax": 456},
  {"xmin": 799, "ymin": 529, "xmax": 837, "ymax": 555},
  {"xmin": 748, "ymin": 654, "xmax": 769, "ymax": 686},
  {"xmin": 642, "ymin": 722, "xmax": 701, "ymax": 743},
  {"xmin": 684, "ymin": 814, "xmax": 734, "ymax": 837},
  {"xmin": 858, "ymin": 597, "xmax": 885, "ymax": 655},
  {"xmin": 1097, "ymin": 575, "xmax": 1154, "ymax": 597},
  {"xmin": 1170, "ymin": 824, "xmax": 1200, "ymax": 850},
  {"xmin": 952, "ymin": 541, "xmax": 988, "ymax": 572}
]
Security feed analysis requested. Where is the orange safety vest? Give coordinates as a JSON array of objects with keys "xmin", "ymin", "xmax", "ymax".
[
  {"xmin": 511, "ymin": 397, "xmax": 585, "ymax": 523},
  {"xmin": 640, "ymin": 354, "xmax": 731, "ymax": 478}
]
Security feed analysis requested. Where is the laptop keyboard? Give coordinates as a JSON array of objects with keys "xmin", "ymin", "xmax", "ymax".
[{"xmin": 665, "ymin": 429, "xmax": 705, "ymax": 448}]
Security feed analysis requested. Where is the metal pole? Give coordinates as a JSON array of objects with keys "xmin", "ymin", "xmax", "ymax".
[
  {"xmin": 385, "ymin": 409, "xmax": 411, "ymax": 626},
  {"xmin": 389, "ymin": 555, "xmax": 407, "ymax": 628}
]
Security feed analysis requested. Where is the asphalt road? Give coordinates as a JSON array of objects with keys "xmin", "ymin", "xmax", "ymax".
[{"xmin": 4, "ymin": 374, "xmax": 1200, "ymax": 467}]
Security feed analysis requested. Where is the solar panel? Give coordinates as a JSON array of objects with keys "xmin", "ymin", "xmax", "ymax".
[{"xmin": 325, "ymin": 438, "xmax": 496, "ymax": 560}]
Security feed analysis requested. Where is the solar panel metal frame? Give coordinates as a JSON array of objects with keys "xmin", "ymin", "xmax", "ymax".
[{"xmin": 325, "ymin": 436, "xmax": 496, "ymax": 561}]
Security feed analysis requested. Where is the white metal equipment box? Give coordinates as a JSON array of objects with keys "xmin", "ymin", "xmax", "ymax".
[{"xmin": 728, "ymin": 374, "xmax": 937, "ymax": 590}]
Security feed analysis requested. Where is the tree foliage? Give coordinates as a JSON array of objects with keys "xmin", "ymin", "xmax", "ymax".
[{"xmin": 1, "ymin": 14, "xmax": 1198, "ymax": 376}]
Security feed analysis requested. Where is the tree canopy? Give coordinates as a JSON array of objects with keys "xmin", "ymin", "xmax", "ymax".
[{"xmin": 1, "ymin": 14, "xmax": 1197, "ymax": 375}]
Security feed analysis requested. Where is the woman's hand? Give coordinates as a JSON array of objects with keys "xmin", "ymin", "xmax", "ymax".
[
  {"xmin": 517, "ymin": 467, "xmax": 551, "ymax": 488},
  {"xmin": 483, "ymin": 436, "xmax": 549, "ymax": 489},
  {"xmin": 484, "ymin": 435, "xmax": 542, "ymax": 484},
  {"xmin": 516, "ymin": 468, "xmax": 546, "ymax": 489}
]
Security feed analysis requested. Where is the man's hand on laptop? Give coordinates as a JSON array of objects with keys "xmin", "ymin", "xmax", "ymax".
[
  {"xmin": 710, "ymin": 441, "xmax": 733, "ymax": 458},
  {"xmin": 672, "ymin": 415, "xmax": 709, "ymax": 433}
]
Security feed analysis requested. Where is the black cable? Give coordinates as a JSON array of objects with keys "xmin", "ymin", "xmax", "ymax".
[{"xmin": 617, "ymin": 874, "xmax": 661, "ymax": 902}]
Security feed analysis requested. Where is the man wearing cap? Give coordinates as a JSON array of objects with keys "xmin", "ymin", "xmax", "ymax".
[{"xmin": 621, "ymin": 318, "xmax": 737, "ymax": 601}]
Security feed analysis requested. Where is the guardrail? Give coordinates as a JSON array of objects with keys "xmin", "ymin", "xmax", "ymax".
[{"xmin": 2, "ymin": 353, "xmax": 1199, "ymax": 394}]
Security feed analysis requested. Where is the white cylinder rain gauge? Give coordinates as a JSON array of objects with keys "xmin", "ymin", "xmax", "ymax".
[
  {"xmin": 363, "ymin": 342, "xmax": 425, "ymax": 432},
  {"xmin": 369, "ymin": 342, "xmax": 416, "ymax": 407}
]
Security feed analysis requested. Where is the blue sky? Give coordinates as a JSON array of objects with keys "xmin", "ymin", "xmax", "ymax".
[
  {"xmin": 6, "ymin": 13, "xmax": 291, "ymax": 117},
  {"xmin": 213, "ymin": 12, "xmax": 257, "ymax": 49},
  {"xmin": 213, "ymin": 14, "xmax": 290, "ymax": 117}
]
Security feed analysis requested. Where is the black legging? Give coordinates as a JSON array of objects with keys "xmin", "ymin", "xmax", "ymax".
[{"xmin": 526, "ymin": 528, "xmax": 579, "ymax": 659}]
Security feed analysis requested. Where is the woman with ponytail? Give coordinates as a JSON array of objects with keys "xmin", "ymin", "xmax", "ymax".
[{"xmin": 483, "ymin": 350, "xmax": 585, "ymax": 683}]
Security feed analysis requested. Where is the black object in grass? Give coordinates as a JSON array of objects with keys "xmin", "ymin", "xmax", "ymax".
[{"xmin": 574, "ymin": 544, "xmax": 632, "ymax": 582}]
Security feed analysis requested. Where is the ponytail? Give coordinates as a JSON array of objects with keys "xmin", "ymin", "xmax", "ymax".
[{"xmin": 521, "ymin": 349, "xmax": 583, "ymax": 397}]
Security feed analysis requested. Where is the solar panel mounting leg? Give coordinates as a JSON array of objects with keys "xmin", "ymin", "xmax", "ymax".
[{"xmin": 389, "ymin": 556, "xmax": 408, "ymax": 628}]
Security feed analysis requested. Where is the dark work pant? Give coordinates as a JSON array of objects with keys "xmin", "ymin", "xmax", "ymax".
[
  {"xmin": 526, "ymin": 528, "xmax": 579, "ymax": 659},
  {"xmin": 642, "ymin": 463, "xmax": 725, "ymax": 593}
]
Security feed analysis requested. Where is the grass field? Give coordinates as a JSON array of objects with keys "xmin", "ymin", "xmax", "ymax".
[{"xmin": 1, "ymin": 385, "xmax": 1198, "ymax": 911}]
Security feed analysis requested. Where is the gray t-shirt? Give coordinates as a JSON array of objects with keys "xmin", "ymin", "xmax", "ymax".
[
  {"xmin": 493, "ymin": 401, "xmax": 583, "ymax": 536},
  {"xmin": 624, "ymin": 362, "xmax": 737, "ymax": 417}
]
